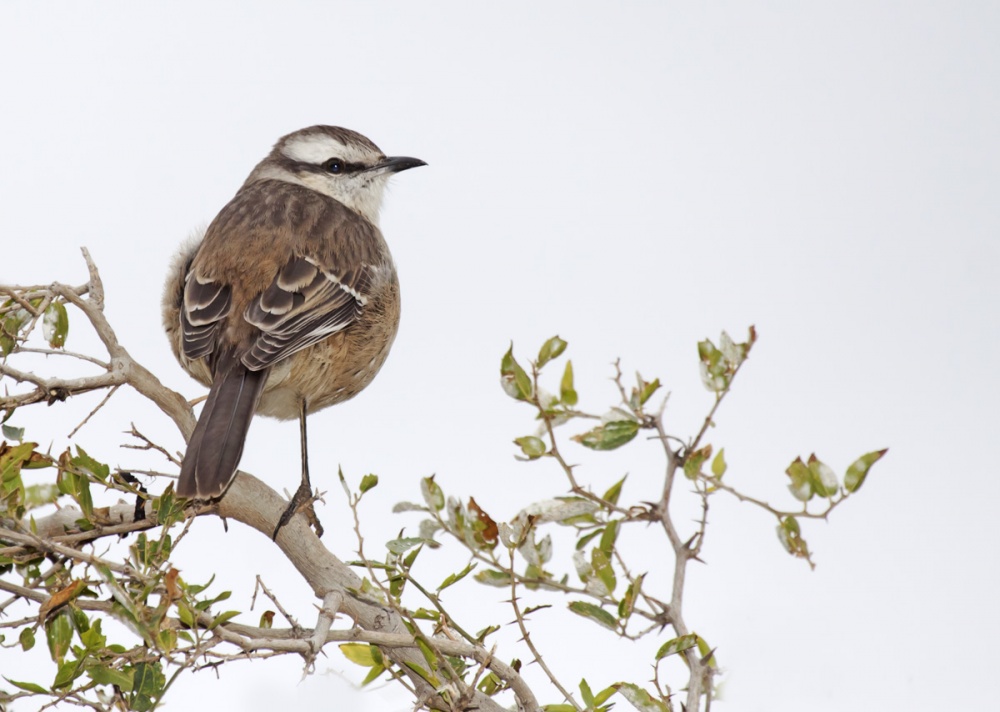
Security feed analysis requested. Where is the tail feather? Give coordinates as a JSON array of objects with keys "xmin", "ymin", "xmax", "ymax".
[{"xmin": 177, "ymin": 364, "xmax": 268, "ymax": 499}]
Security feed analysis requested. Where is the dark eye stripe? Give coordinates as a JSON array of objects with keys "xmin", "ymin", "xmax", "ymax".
[{"xmin": 323, "ymin": 158, "xmax": 365, "ymax": 174}]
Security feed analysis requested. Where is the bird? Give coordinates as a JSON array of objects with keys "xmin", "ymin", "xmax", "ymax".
[{"xmin": 162, "ymin": 125, "xmax": 425, "ymax": 537}]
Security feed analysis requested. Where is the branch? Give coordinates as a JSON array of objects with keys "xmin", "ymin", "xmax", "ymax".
[
  {"xmin": 1, "ymin": 254, "xmax": 524, "ymax": 712},
  {"xmin": 206, "ymin": 473, "xmax": 518, "ymax": 711}
]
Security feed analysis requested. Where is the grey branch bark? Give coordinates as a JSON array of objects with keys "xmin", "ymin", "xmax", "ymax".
[{"xmin": 1, "ymin": 252, "xmax": 528, "ymax": 712}]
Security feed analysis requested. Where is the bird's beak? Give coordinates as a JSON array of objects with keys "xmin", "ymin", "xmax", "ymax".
[{"xmin": 376, "ymin": 156, "xmax": 427, "ymax": 174}]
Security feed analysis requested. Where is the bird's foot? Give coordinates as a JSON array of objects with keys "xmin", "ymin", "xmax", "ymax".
[{"xmin": 272, "ymin": 481, "xmax": 325, "ymax": 540}]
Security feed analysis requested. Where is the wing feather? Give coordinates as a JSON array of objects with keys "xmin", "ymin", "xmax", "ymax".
[
  {"xmin": 181, "ymin": 273, "xmax": 232, "ymax": 360},
  {"xmin": 242, "ymin": 255, "xmax": 367, "ymax": 371}
]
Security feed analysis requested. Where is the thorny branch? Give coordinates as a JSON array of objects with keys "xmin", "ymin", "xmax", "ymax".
[
  {"xmin": 342, "ymin": 477, "xmax": 542, "ymax": 711},
  {"xmin": 0, "ymin": 254, "xmax": 522, "ymax": 712},
  {"xmin": 507, "ymin": 544, "xmax": 580, "ymax": 711},
  {"xmin": 420, "ymin": 331, "xmax": 840, "ymax": 711},
  {"xmin": 2, "ymin": 258, "xmax": 871, "ymax": 712}
]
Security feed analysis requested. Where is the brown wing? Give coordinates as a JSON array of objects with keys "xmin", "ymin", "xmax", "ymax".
[
  {"xmin": 241, "ymin": 255, "xmax": 370, "ymax": 371},
  {"xmin": 179, "ymin": 180, "xmax": 385, "ymax": 374},
  {"xmin": 181, "ymin": 271, "xmax": 232, "ymax": 362}
]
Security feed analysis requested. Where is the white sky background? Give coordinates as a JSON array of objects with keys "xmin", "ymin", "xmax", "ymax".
[{"xmin": 1, "ymin": 2, "xmax": 998, "ymax": 710}]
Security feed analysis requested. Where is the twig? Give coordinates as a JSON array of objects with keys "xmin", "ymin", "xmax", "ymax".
[
  {"xmin": 123, "ymin": 422, "xmax": 182, "ymax": 466},
  {"xmin": 0, "ymin": 287, "xmax": 41, "ymax": 317},
  {"xmin": 700, "ymin": 473, "xmax": 847, "ymax": 521},
  {"xmin": 68, "ymin": 383, "xmax": 120, "ymax": 438},
  {"xmin": 16, "ymin": 346, "xmax": 110, "ymax": 369},
  {"xmin": 309, "ymin": 590, "xmax": 343, "ymax": 662},
  {"xmin": 507, "ymin": 545, "xmax": 580, "ymax": 711},
  {"xmin": 252, "ymin": 576, "xmax": 302, "ymax": 632}
]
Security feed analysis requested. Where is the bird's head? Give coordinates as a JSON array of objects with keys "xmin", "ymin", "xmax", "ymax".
[{"xmin": 249, "ymin": 125, "xmax": 425, "ymax": 225}]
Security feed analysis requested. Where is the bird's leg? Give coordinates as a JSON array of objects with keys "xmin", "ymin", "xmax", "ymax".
[{"xmin": 272, "ymin": 398, "xmax": 325, "ymax": 539}]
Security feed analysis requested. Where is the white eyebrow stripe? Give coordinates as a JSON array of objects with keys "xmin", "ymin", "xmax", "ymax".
[{"xmin": 281, "ymin": 134, "xmax": 348, "ymax": 164}]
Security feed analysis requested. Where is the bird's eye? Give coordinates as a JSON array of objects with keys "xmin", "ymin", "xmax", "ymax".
[{"xmin": 324, "ymin": 158, "xmax": 343, "ymax": 174}]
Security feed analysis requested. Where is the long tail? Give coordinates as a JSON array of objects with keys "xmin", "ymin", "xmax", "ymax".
[{"xmin": 177, "ymin": 363, "xmax": 268, "ymax": 499}]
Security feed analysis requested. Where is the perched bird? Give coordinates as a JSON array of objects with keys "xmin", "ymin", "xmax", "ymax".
[{"xmin": 162, "ymin": 125, "xmax": 425, "ymax": 536}]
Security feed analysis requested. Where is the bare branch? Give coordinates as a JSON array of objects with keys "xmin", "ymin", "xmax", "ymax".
[{"xmin": 506, "ymin": 544, "xmax": 580, "ymax": 711}]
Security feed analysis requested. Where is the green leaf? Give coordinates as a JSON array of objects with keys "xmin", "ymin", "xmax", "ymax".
[
  {"xmin": 208, "ymin": 610, "xmax": 240, "ymax": 629},
  {"xmin": 537, "ymin": 336, "xmax": 568, "ymax": 368},
  {"xmin": 19, "ymin": 626, "xmax": 35, "ymax": 651},
  {"xmin": 698, "ymin": 339, "xmax": 728, "ymax": 392},
  {"xmin": 601, "ymin": 475, "xmax": 626, "ymax": 505},
  {"xmin": 575, "ymin": 528, "xmax": 603, "ymax": 550},
  {"xmin": 599, "ymin": 520, "xmax": 619, "ymax": 555},
  {"xmin": 655, "ymin": 633, "xmax": 698, "ymax": 660},
  {"xmin": 560, "ymin": 360, "xmax": 578, "ymax": 406},
  {"xmin": 5, "ymin": 678, "xmax": 49, "ymax": 694},
  {"xmin": 43, "ymin": 301, "xmax": 69, "ymax": 348},
  {"xmin": 638, "ymin": 377, "xmax": 661, "ymax": 406},
  {"xmin": 392, "ymin": 500, "xmax": 427, "ymax": 513},
  {"xmin": 698, "ymin": 328, "xmax": 756, "ymax": 392},
  {"xmin": 592, "ymin": 548, "xmax": 617, "ymax": 594},
  {"xmin": 45, "ymin": 609, "xmax": 75, "ymax": 663},
  {"xmin": 1, "ymin": 440, "xmax": 37, "ymax": 512},
  {"xmin": 438, "ymin": 562, "xmax": 476, "ymax": 591},
  {"xmin": 594, "ymin": 684, "xmax": 618, "ymax": 706},
  {"xmin": 420, "ymin": 476, "xmax": 445, "ymax": 511},
  {"xmin": 618, "ymin": 573, "xmax": 644, "ymax": 620},
  {"xmin": 403, "ymin": 660, "xmax": 435, "ymax": 684},
  {"xmin": 359, "ymin": 474, "xmax": 379, "ymax": 493},
  {"xmin": 361, "ymin": 663, "xmax": 387, "ymax": 686},
  {"xmin": 615, "ymin": 682, "xmax": 669, "ymax": 712},
  {"xmin": 416, "ymin": 636, "xmax": 437, "ymax": 668},
  {"xmin": 807, "ymin": 454, "xmax": 839, "ymax": 498},
  {"xmin": 475, "ymin": 569, "xmax": 512, "ymax": 587},
  {"xmin": 86, "ymin": 665, "xmax": 134, "ymax": 690},
  {"xmin": 567, "ymin": 601, "xmax": 618, "ymax": 631},
  {"xmin": 514, "ymin": 435, "xmax": 546, "ymax": 460},
  {"xmin": 711, "ymin": 448, "xmax": 727, "ymax": 478},
  {"xmin": 696, "ymin": 634, "xmax": 718, "ymax": 669},
  {"xmin": 543, "ymin": 705, "xmax": 578, "ymax": 712},
  {"xmin": 388, "ymin": 570, "xmax": 405, "ymax": 598},
  {"xmin": 776, "ymin": 516, "xmax": 810, "ymax": 560},
  {"xmin": 157, "ymin": 628, "xmax": 177, "ymax": 654},
  {"xmin": 53, "ymin": 659, "xmax": 84, "ymax": 689},
  {"xmin": 403, "ymin": 545, "xmax": 422, "ymax": 568},
  {"xmin": 129, "ymin": 662, "xmax": 165, "ymax": 712},
  {"xmin": 475, "ymin": 624, "xmax": 500, "ymax": 643},
  {"xmin": 579, "ymin": 678, "xmax": 595, "ymax": 708},
  {"xmin": 385, "ymin": 537, "xmax": 425, "ymax": 555},
  {"xmin": 1, "ymin": 303, "xmax": 33, "ymax": 356},
  {"xmin": 500, "ymin": 345, "xmax": 533, "ymax": 400},
  {"xmin": 844, "ymin": 448, "xmax": 888, "ymax": 493},
  {"xmin": 79, "ymin": 618, "xmax": 106, "ymax": 651},
  {"xmin": 478, "ymin": 671, "xmax": 503, "ymax": 696},
  {"xmin": 572, "ymin": 420, "xmax": 639, "ymax": 451},
  {"xmin": 176, "ymin": 601, "xmax": 195, "ymax": 628},
  {"xmin": 340, "ymin": 643, "xmax": 379, "ymax": 667},
  {"xmin": 522, "ymin": 604, "xmax": 552, "ymax": 617},
  {"xmin": 70, "ymin": 446, "xmax": 111, "ymax": 482},
  {"xmin": 2, "ymin": 424, "xmax": 24, "ymax": 442},
  {"xmin": 683, "ymin": 445, "xmax": 712, "ymax": 480},
  {"xmin": 785, "ymin": 457, "xmax": 813, "ymax": 502},
  {"xmin": 719, "ymin": 330, "xmax": 745, "ymax": 368}
]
